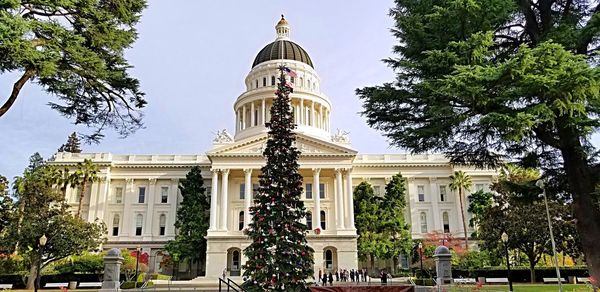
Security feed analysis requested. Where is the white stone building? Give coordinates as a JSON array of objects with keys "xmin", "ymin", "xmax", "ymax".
[{"xmin": 50, "ymin": 16, "xmax": 496, "ymax": 279}]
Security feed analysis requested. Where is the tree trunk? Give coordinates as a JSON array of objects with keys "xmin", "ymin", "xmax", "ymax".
[
  {"xmin": 76, "ymin": 181, "xmax": 87, "ymax": 218},
  {"xmin": 529, "ymin": 260, "xmax": 536, "ymax": 284},
  {"xmin": 370, "ymin": 254, "xmax": 375, "ymax": 270},
  {"xmin": 459, "ymin": 188, "xmax": 469, "ymax": 251},
  {"xmin": 392, "ymin": 256, "xmax": 398, "ymax": 274},
  {"xmin": 0, "ymin": 69, "xmax": 35, "ymax": 118},
  {"xmin": 26, "ymin": 262, "xmax": 37, "ymax": 290},
  {"xmin": 560, "ymin": 146, "xmax": 600, "ymax": 288}
]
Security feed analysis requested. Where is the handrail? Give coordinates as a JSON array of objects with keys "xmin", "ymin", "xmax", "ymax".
[
  {"xmin": 228, "ymin": 278, "xmax": 245, "ymax": 291},
  {"xmin": 218, "ymin": 277, "xmax": 240, "ymax": 292}
]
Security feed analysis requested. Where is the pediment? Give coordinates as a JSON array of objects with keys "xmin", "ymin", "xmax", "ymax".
[{"xmin": 207, "ymin": 134, "xmax": 357, "ymax": 157}]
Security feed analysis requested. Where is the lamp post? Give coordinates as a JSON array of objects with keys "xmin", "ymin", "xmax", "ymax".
[
  {"xmin": 536, "ymin": 180, "xmax": 563, "ymax": 292},
  {"xmin": 135, "ymin": 245, "xmax": 141, "ymax": 288},
  {"xmin": 34, "ymin": 234, "xmax": 47, "ymax": 292},
  {"xmin": 501, "ymin": 232, "xmax": 513, "ymax": 292},
  {"xmin": 418, "ymin": 242, "xmax": 424, "ymax": 278}
]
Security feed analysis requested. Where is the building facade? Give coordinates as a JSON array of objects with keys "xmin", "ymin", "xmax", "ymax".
[{"xmin": 50, "ymin": 17, "xmax": 496, "ymax": 279}]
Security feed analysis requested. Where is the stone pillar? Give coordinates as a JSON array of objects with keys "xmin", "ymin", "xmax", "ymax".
[
  {"xmin": 210, "ymin": 169, "xmax": 219, "ymax": 231},
  {"xmin": 87, "ymin": 181, "xmax": 99, "ymax": 222},
  {"xmin": 261, "ymin": 98, "xmax": 266, "ymax": 125},
  {"xmin": 242, "ymin": 105, "xmax": 246, "ymax": 130},
  {"xmin": 250, "ymin": 102, "xmax": 255, "ymax": 127},
  {"xmin": 300, "ymin": 98, "xmax": 304, "ymax": 125},
  {"xmin": 95, "ymin": 177, "xmax": 109, "ymax": 223},
  {"xmin": 430, "ymin": 177, "xmax": 441, "ymax": 231},
  {"xmin": 335, "ymin": 169, "xmax": 345, "ymax": 230},
  {"xmin": 408, "ymin": 177, "xmax": 417, "ymax": 233},
  {"xmin": 167, "ymin": 178, "xmax": 178, "ymax": 236},
  {"xmin": 313, "ymin": 168, "xmax": 321, "ymax": 230},
  {"xmin": 100, "ymin": 248, "xmax": 123, "ymax": 292},
  {"xmin": 345, "ymin": 169, "xmax": 355, "ymax": 229},
  {"xmin": 244, "ymin": 169, "xmax": 252, "ymax": 229},
  {"xmin": 310, "ymin": 101, "xmax": 315, "ymax": 126},
  {"xmin": 144, "ymin": 178, "xmax": 156, "ymax": 238},
  {"xmin": 434, "ymin": 246, "xmax": 453, "ymax": 285},
  {"xmin": 121, "ymin": 178, "xmax": 134, "ymax": 237},
  {"xmin": 220, "ymin": 169, "xmax": 230, "ymax": 231}
]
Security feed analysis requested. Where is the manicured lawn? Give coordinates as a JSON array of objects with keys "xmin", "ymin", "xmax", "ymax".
[{"xmin": 451, "ymin": 283, "xmax": 593, "ymax": 292}]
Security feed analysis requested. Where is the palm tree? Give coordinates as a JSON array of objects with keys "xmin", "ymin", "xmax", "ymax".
[
  {"xmin": 73, "ymin": 159, "xmax": 99, "ymax": 218},
  {"xmin": 449, "ymin": 170, "xmax": 472, "ymax": 251}
]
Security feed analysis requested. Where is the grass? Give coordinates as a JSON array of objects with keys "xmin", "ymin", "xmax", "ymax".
[{"xmin": 450, "ymin": 283, "xmax": 594, "ymax": 292}]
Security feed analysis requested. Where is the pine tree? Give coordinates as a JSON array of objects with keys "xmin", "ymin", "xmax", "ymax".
[
  {"xmin": 242, "ymin": 67, "xmax": 314, "ymax": 292},
  {"xmin": 27, "ymin": 153, "xmax": 45, "ymax": 172},
  {"xmin": 381, "ymin": 173, "xmax": 412, "ymax": 272},
  {"xmin": 58, "ymin": 132, "xmax": 82, "ymax": 153},
  {"xmin": 165, "ymin": 166, "xmax": 209, "ymax": 276}
]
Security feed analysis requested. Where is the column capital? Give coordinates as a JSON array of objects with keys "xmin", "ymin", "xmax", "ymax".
[
  {"xmin": 344, "ymin": 168, "xmax": 353, "ymax": 174},
  {"xmin": 221, "ymin": 169, "xmax": 230, "ymax": 175},
  {"xmin": 244, "ymin": 168, "xmax": 253, "ymax": 175},
  {"xmin": 408, "ymin": 177, "xmax": 416, "ymax": 182},
  {"xmin": 171, "ymin": 178, "xmax": 179, "ymax": 183},
  {"xmin": 312, "ymin": 168, "xmax": 321, "ymax": 175},
  {"xmin": 429, "ymin": 177, "xmax": 437, "ymax": 183},
  {"xmin": 210, "ymin": 168, "xmax": 220, "ymax": 173},
  {"xmin": 126, "ymin": 178, "xmax": 134, "ymax": 183},
  {"xmin": 148, "ymin": 178, "xmax": 157, "ymax": 185},
  {"xmin": 334, "ymin": 168, "xmax": 344, "ymax": 174},
  {"xmin": 384, "ymin": 177, "xmax": 392, "ymax": 184},
  {"xmin": 99, "ymin": 176, "xmax": 107, "ymax": 182}
]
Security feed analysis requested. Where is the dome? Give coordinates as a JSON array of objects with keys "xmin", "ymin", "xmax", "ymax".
[
  {"xmin": 434, "ymin": 245, "xmax": 451, "ymax": 256},
  {"xmin": 252, "ymin": 40, "xmax": 314, "ymax": 68}
]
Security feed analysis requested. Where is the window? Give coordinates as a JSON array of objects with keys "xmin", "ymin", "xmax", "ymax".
[
  {"xmin": 138, "ymin": 187, "xmax": 146, "ymax": 203},
  {"xmin": 320, "ymin": 210, "xmax": 326, "ymax": 230},
  {"xmin": 373, "ymin": 186, "xmax": 381, "ymax": 197},
  {"xmin": 232, "ymin": 250, "xmax": 240, "ymax": 270},
  {"xmin": 255, "ymin": 80, "xmax": 258, "ymax": 88},
  {"xmin": 239, "ymin": 184, "xmax": 245, "ymax": 200},
  {"xmin": 420, "ymin": 212, "xmax": 427, "ymax": 233},
  {"xmin": 475, "ymin": 184, "xmax": 484, "ymax": 192},
  {"xmin": 70, "ymin": 187, "xmax": 79, "ymax": 202},
  {"xmin": 291, "ymin": 76, "xmax": 295, "ymax": 83},
  {"xmin": 319, "ymin": 183, "xmax": 325, "ymax": 199},
  {"xmin": 161, "ymin": 186, "xmax": 168, "ymax": 203},
  {"xmin": 271, "ymin": 76, "xmax": 276, "ymax": 85},
  {"xmin": 239, "ymin": 211, "xmax": 244, "ymax": 231},
  {"xmin": 305, "ymin": 183, "xmax": 313, "ymax": 199},
  {"xmin": 112, "ymin": 214, "xmax": 120, "ymax": 236},
  {"xmin": 135, "ymin": 214, "xmax": 143, "ymax": 236},
  {"xmin": 159, "ymin": 214, "xmax": 166, "ymax": 236},
  {"xmin": 418, "ymin": 185, "xmax": 425, "ymax": 202},
  {"xmin": 307, "ymin": 109, "xmax": 312, "ymax": 125},
  {"xmin": 115, "ymin": 187, "xmax": 123, "ymax": 204},
  {"xmin": 325, "ymin": 250, "xmax": 333, "ymax": 269},
  {"xmin": 300, "ymin": 77, "xmax": 304, "ymax": 87},
  {"xmin": 306, "ymin": 212, "xmax": 312, "ymax": 229},
  {"xmin": 439, "ymin": 185, "xmax": 447, "ymax": 202},
  {"xmin": 263, "ymin": 77, "xmax": 266, "ymax": 87},
  {"xmin": 254, "ymin": 109, "xmax": 258, "ymax": 126},
  {"xmin": 443, "ymin": 212, "xmax": 450, "ymax": 233},
  {"xmin": 253, "ymin": 184, "xmax": 259, "ymax": 194}
]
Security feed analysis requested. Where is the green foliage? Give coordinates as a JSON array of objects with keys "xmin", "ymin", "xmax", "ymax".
[
  {"xmin": 27, "ymin": 153, "xmax": 45, "ymax": 173},
  {"xmin": 467, "ymin": 190, "xmax": 493, "ymax": 234},
  {"xmin": 0, "ymin": 0, "xmax": 147, "ymax": 141},
  {"xmin": 357, "ymin": 0, "xmax": 600, "ymax": 279},
  {"xmin": 57, "ymin": 132, "xmax": 82, "ymax": 153},
  {"xmin": 0, "ymin": 254, "xmax": 26, "ymax": 274},
  {"xmin": 52, "ymin": 252, "xmax": 103, "ymax": 274},
  {"xmin": 242, "ymin": 68, "xmax": 314, "ymax": 291},
  {"xmin": 165, "ymin": 166, "xmax": 209, "ymax": 267},
  {"xmin": 120, "ymin": 281, "xmax": 153, "ymax": 289},
  {"xmin": 354, "ymin": 181, "xmax": 382, "ymax": 263},
  {"xmin": 71, "ymin": 159, "xmax": 99, "ymax": 217},
  {"xmin": 0, "ymin": 175, "xmax": 14, "ymax": 235},
  {"xmin": 449, "ymin": 171, "xmax": 472, "ymax": 249},
  {"xmin": 120, "ymin": 249, "xmax": 148, "ymax": 281},
  {"xmin": 454, "ymin": 251, "xmax": 492, "ymax": 270},
  {"xmin": 381, "ymin": 174, "xmax": 412, "ymax": 264}
]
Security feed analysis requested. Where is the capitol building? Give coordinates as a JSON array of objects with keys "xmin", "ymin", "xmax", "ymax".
[{"xmin": 50, "ymin": 17, "xmax": 495, "ymax": 279}]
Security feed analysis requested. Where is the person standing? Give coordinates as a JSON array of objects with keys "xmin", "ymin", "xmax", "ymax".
[
  {"xmin": 335, "ymin": 269, "xmax": 339, "ymax": 282},
  {"xmin": 363, "ymin": 269, "xmax": 368, "ymax": 283},
  {"xmin": 318, "ymin": 269, "xmax": 322, "ymax": 286},
  {"xmin": 350, "ymin": 269, "xmax": 355, "ymax": 282},
  {"xmin": 322, "ymin": 273, "xmax": 327, "ymax": 286},
  {"xmin": 328, "ymin": 272, "xmax": 333, "ymax": 286}
]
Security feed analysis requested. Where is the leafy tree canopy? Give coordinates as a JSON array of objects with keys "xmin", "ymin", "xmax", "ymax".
[{"xmin": 0, "ymin": 0, "xmax": 147, "ymax": 142}]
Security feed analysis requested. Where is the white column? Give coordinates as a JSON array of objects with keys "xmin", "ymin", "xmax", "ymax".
[
  {"xmin": 122, "ymin": 178, "xmax": 134, "ymax": 237},
  {"xmin": 167, "ymin": 178, "xmax": 178, "ymax": 236},
  {"xmin": 261, "ymin": 98, "xmax": 266, "ymax": 125},
  {"xmin": 144, "ymin": 178, "xmax": 156, "ymax": 237},
  {"xmin": 235, "ymin": 110, "xmax": 239, "ymax": 131},
  {"xmin": 87, "ymin": 181, "xmax": 100, "ymax": 221},
  {"xmin": 244, "ymin": 169, "xmax": 252, "ymax": 229},
  {"xmin": 310, "ymin": 101, "xmax": 315, "ymax": 126},
  {"xmin": 220, "ymin": 169, "xmax": 230, "ymax": 231},
  {"xmin": 408, "ymin": 177, "xmax": 417, "ymax": 233},
  {"xmin": 95, "ymin": 176, "xmax": 109, "ymax": 223},
  {"xmin": 242, "ymin": 106, "xmax": 246, "ymax": 130},
  {"xmin": 313, "ymin": 168, "xmax": 321, "ymax": 230},
  {"xmin": 300, "ymin": 98, "xmax": 304, "ymax": 125},
  {"xmin": 345, "ymin": 169, "xmax": 355, "ymax": 229},
  {"xmin": 430, "ymin": 177, "xmax": 441, "ymax": 231},
  {"xmin": 335, "ymin": 169, "xmax": 345, "ymax": 230},
  {"xmin": 210, "ymin": 169, "xmax": 219, "ymax": 231},
  {"xmin": 250, "ymin": 102, "xmax": 255, "ymax": 127}
]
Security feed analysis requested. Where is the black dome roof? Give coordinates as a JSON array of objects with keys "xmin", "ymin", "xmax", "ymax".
[{"xmin": 252, "ymin": 40, "xmax": 313, "ymax": 68}]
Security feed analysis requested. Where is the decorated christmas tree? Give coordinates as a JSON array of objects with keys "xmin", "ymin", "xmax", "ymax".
[{"xmin": 242, "ymin": 67, "xmax": 314, "ymax": 291}]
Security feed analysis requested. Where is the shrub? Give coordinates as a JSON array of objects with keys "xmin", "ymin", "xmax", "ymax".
[
  {"xmin": 120, "ymin": 281, "xmax": 154, "ymax": 289},
  {"xmin": 52, "ymin": 253, "xmax": 103, "ymax": 274}
]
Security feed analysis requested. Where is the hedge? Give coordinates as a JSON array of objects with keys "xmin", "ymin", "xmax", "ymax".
[{"xmin": 452, "ymin": 267, "xmax": 589, "ymax": 283}]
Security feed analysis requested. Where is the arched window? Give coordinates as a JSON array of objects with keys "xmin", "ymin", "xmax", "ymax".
[
  {"xmin": 263, "ymin": 77, "xmax": 266, "ymax": 87},
  {"xmin": 112, "ymin": 214, "xmax": 120, "ymax": 236},
  {"xmin": 254, "ymin": 109, "xmax": 258, "ymax": 126},
  {"xmin": 232, "ymin": 250, "xmax": 240, "ymax": 270},
  {"xmin": 271, "ymin": 76, "xmax": 276, "ymax": 86},
  {"xmin": 255, "ymin": 80, "xmax": 258, "ymax": 88},
  {"xmin": 325, "ymin": 250, "xmax": 333, "ymax": 269},
  {"xmin": 135, "ymin": 214, "xmax": 143, "ymax": 236},
  {"xmin": 306, "ymin": 212, "xmax": 312, "ymax": 229},
  {"xmin": 239, "ymin": 211, "xmax": 244, "ymax": 231},
  {"xmin": 159, "ymin": 214, "xmax": 166, "ymax": 236},
  {"xmin": 443, "ymin": 212, "xmax": 450, "ymax": 233},
  {"xmin": 420, "ymin": 212, "xmax": 427, "ymax": 234},
  {"xmin": 300, "ymin": 77, "xmax": 304, "ymax": 87},
  {"xmin": 291, "ymin": 76, "xmax": 295, "ymax": 84},
  {"xmin": 320, "ymin": 210, "xmax": 326, "ymax": 230}
]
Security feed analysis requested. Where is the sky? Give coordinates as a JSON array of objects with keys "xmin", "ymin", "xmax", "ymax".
[{"xmin": 1, "ymin": 1, "xmax": 598, "ymax": 180}]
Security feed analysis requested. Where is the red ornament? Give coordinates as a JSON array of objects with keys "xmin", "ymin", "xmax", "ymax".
[{"xmin": 314, "ymin": 228, "xmax": 321, "ymax": 235}]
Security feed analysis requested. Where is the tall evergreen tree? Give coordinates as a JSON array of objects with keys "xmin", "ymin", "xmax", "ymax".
[
  {"xmin": 27, "ymin": 153, "xmax": 45, "ymax": 172},
  {"xmin": 0, "ymin": 175, "xmax": 14, "ymax": 235},
  {"xmin": 58, "ymin": 132, "xmax": 82, "ymax": 153},
  {"xmin": 381, "ymin": 173, "xmax": 412, "ymax": 271},
  {"xmin": 353, "ymin": 182, "xmax": 385, "ymax": 269},
  {"xmin": 165, "ymin": 166, "xmax": 209, "ymax": 276},
  {"xmin": 0, "ymin": 0, "xmax": 147, "ymax": 142},
  {"xmin": 242, "ymin": 67, "xmax": 314, "ymax": 292},
  {"xmin": 357, "ymin": 0, "xmax": 600, "ymax": 281}
]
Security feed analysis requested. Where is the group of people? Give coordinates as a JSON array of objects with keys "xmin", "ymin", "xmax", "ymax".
[{"xmin": 317, "ymin": 268, "xmax": 370, "ymax": 286}]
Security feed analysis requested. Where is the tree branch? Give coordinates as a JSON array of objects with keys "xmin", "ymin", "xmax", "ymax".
[{"xmin": 0, "ymin": 69, "xmax": 36, "ymax": 118}]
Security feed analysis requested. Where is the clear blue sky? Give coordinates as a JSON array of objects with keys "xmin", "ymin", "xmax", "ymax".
[{"xmin": 0, "ymin": 1, "xmax": 598, "ymax": 180}]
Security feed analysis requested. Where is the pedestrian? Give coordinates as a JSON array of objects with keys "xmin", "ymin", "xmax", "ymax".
[
  {"xmin": 335, "ymin": 269, "xmax": 339, "ymax": 282},
  {"xmin": 350, "ymin": 269, "xmax": 355, "ymax": 282},
  {"xmin": 328, "ymin": 272, "xmax": 333, "ymax": 286},
  {"xmin": 363, "ymin": 269, "xmax": 368, "ymax": 282},
  {"xmin": 318, "ymin": 268, "xmax": 322, "ymax": 285},
  {"xmin": 322, "ymin": 273, "xmax": 327, "ymax": 286}
]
